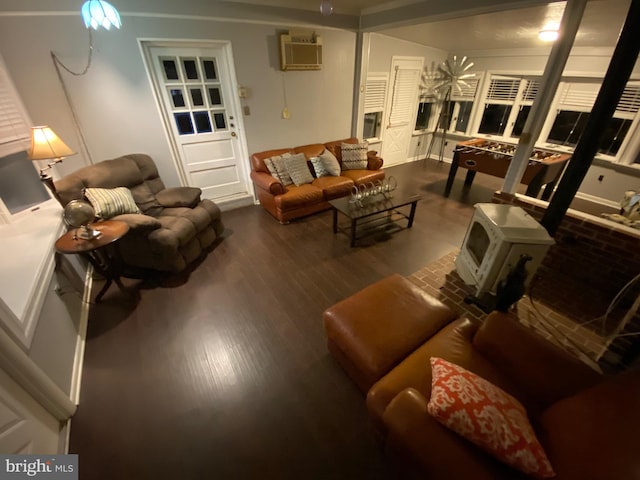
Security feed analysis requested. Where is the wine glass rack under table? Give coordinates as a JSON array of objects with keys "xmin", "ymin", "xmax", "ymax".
[
  {"xmin": 329, "ymin": 191, "xmax": 421, "ymax": 247},
  {"xmin": 444, "ymin": 138, "xmax": 571, "ymax": 200}
]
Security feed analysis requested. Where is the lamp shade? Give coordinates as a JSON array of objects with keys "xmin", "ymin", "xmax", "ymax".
[
  {"xmin": 27, "ymin": 127, "xmax": 75, "ymax": 161},
  {"xmin": 81, "ymin": 0, "xmax": 122, "ymax": 30}
]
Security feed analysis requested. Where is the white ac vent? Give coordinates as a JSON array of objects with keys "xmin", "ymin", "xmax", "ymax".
[{"xmin": 280, "ymin": 29, "xmax": 322, "ymax": 71}]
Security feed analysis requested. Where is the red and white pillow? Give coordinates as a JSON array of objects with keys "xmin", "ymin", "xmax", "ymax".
[{"xmin": 427, "ymin": 357, "xmax": 555, "ymax": 479}]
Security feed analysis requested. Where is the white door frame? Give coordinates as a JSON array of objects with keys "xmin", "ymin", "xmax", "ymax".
[{"xmin": 138, "ymin": 38, "xmax": 254, "ymax": 205}]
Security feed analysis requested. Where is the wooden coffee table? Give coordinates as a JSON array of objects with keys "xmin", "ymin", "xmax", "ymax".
[{"xmin": 329, "ymin": 191, "xmax": 421, "ymax": 247}]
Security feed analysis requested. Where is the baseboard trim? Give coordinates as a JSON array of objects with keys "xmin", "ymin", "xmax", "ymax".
[
  {"xmin": 69, "ymin": 267, "xmax": 92, "ymax": 406},
  {"xmin": 217, "ymin": 194, "xmax": 256, "ymax": 211}
]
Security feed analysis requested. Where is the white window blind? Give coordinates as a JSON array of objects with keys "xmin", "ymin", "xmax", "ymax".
[
  {"xmin": 451, "ymin": 78, "xmax": 479, "ymax": 101},
  {"xmin": 486, "ymin": 78, "xmax": 520, "ymax": 102},
  {"xmin": 558, "ymin": 81, "xmax": 640, "ymax": 115},
  {"xmin": 558, "ymin": 83, "xmax": 600, "ymax": 110},
  {"xmin": 522, "ymin": 79, "xmax": 540, "ymax": 102},
  {"xmin": 617, "ymin": 84, "xmax": 640, "ymax": 114},
  {"xmin": 389, "ymin": 67, "xmax": 420, "ymax": 127},
  {"xmin": 0, "ymin": 60, "xmax": 30, "ymax": 158},
  {"xmin": 364, "ymin": 75, "xmax": 387, "ymax": 113}
]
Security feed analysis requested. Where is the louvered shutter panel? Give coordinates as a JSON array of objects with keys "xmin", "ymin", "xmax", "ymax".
[
  {"xmin": 389, "ymin": 67, "xmax": 420, "ymax": 126},
  {"xmin": 364, "ymin": 76, "xmax": 387, "ymax": 114},
  {"xmin": 451, "ymin": 78, "xmax": 479, "ymax": 101},
  {"xmin": 0, "ymin": 64, "xmax": 30, "ymax": 158},
  {"xmin": 486, "ymin": 78, "xmax": 520, "ymax": 101}
]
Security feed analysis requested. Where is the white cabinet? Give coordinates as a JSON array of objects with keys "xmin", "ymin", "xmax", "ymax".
[{"xmin": 0, "ymin": 201, "xmax": 88, "ymax": 453}]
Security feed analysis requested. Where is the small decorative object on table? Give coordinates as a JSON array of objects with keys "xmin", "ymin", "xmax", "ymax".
[
  {"xmin": 350, "ymin": 176, "xmax": 397, "ymax": 207},
  {"xmin": 63, "ymin": 199, "xmax": 102, "ymax": 240}
]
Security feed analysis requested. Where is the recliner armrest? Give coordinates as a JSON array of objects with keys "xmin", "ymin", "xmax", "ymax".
[
  {"xmin": 111, "ymin": 213, "xmax": 162, "ymax": 232},
  {"xmin": 383, "ymin": 388, "xmax": 520, "ymax": 480},
  {"xmin": 473, "ymin": 311, "xmax": 602, "ymax": 409},
  {"xmin": 367, "ymin": 151, "xmax": 383, "ymax": 170},
  {"xmin": 155, "ymin": 187, "xmax": 201, "ymax": 208}
]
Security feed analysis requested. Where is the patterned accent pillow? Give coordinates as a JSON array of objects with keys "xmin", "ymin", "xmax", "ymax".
[
  {"xmin": 427, "ymin": 357, "xmax": 555, "ymax": 479},
  {"xmin": 264, "ymin": 153, "xmax": 293, "ymax": 186},
  {"xmin": 84, "ymin": 187, "xmax": 141, "ymax": 219},
  {"xmin": 310, "ymin": 156, "xmax": 328, "ymax": 178},
  {"xmin": 319, "ymin": 148, "xmax": 341, "ymax": 176},
  {"xmin": 284, "ymin": 153, "xmax": 314, "ymax": 186},
  {"xmin": 341, "ymin": 142, "xmax": 368, "ymax": 170}
]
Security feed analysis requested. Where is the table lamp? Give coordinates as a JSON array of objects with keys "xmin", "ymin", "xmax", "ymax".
[{"xmin": 27, "ymin": 126, "xmax": 76, "ymax": 200}]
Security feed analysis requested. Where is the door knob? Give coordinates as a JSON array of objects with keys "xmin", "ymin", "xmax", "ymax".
[{"xmin": 231, "ymin": 132, "xmax": 237, "ymax": 137}]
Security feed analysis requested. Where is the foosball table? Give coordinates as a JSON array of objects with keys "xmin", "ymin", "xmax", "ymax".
[{"xmin": 444, "ymin": 139, "xmax": 571, "ymax": 200}]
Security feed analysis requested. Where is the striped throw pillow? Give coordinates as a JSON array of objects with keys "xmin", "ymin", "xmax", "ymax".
[{"xmin": 84, "ymin": 187, "xmax": 141, "ymax": 219}]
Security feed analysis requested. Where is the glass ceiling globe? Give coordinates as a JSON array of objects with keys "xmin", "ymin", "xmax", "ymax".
[{"xmin": 63, "ymin": 200, "xmax": 95, "ymax": 228}]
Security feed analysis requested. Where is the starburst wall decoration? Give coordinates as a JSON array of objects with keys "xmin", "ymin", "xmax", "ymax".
[{"xmin": 425, "ymin": 56, "xmax": 476, "ymax": 162}]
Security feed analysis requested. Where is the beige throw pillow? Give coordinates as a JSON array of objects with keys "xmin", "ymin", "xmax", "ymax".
[
  {"xmin": 319, "ymin": 148, "xmax": 341, "ymax": 176},
  {"xmin": 264, "ymin": 153, "xmax": 293, "ymax": 186},
  {"xmin": 84, "ymin": 187, "xmax": 141, "ymax": 219},
  {"xmin": 284, "ymin": 153, "xmax": 314, "ymax": 186}
]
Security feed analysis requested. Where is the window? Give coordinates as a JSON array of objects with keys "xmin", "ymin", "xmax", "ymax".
[
  {"xmin": 448, "ymin": 78, "xmax": 479, "ymax": 134},
  {"xmin": 415, "ymin": 101, "xmax": 433, "ymax": 130},
  {"xmin": 0, "ymin": 54, "xmax": 49, "ymax": 223},
  {"xmin": 546, "ymin": 82, "xmax": 640, "ymax": 158},
  {"xmin": 478, "ymin": 77, "xmax": 519, "ymax": 136},
  {"xmin": 363, "ymin": 74, "xmax": 387, "ymax": 140},
  {"xmin": 511, "ymin": 79, "xmax": 539, "ymax": 138},
  {"xmin": 161, "ymin": 56, "xmax": 225, "ymax": 137},
  {"xmin": 476, "ymin": 77, "xmax": 539, "ymax": 139}
]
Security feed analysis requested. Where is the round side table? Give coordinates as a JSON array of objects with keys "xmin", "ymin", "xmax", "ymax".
[{"xmin": 55, "ymin": 220, "xmax": 130, "ymax": 303}]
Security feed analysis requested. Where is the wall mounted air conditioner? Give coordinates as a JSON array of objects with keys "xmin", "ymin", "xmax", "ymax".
[{"xmin": 280, "ymin": 29, "xmax": 322, "ymax": 71}]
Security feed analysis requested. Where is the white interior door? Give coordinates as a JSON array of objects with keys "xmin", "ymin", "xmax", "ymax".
[
  {"xmin": 381, "ymin": 57, "xmax": 423, "ymax": 166},
  {"xmin": 145, "ymin": 43, "xmax": 252, "ymax": 205},
  {"xmin": 0, "ymin": 368, "xmax": 61, "ymax": 453}
]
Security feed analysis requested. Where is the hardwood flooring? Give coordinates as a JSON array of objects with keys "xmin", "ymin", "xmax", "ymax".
[{"xmin": 67, "ymin": 159, "xmax": 547, "ymax": 479}]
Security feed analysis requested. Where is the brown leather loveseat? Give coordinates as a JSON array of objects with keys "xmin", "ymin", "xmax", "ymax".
[
  {"xmin": 55, "ymin": 153, "xmax": 224, "ymax": 273},
  {"xmin": 250, "ymin": 137, "xmax": 384, "ymax": 223},
  {"xmin": 323, "ymin": 274, "xmax": 640, "ymax": 479}
]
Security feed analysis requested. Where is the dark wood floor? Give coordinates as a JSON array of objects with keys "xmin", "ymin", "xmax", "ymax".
[{"xmin": 67, "ymin": 159, "xmax": 577, "ymax": 479}]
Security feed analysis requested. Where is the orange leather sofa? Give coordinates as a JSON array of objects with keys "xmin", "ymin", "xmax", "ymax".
[
  {"xmin": 250, "ymin": 137, "xmax": 384, "ymax": 223},
  {"xmin": 323, "ymin": 274, "xmax": 640, "ymax": 479}
]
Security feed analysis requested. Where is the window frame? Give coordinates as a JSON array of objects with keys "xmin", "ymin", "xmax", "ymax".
[{"xmin": 538, "ymin": 80, "xmax": 640, "ymax": 162}]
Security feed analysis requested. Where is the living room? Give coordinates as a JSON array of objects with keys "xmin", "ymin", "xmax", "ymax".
[{"xmin": 0, "ymin": 0, "xmax": 639, "ymax": 478}]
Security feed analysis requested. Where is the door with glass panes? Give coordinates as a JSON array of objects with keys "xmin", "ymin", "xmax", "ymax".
[{"xmin": 146, "ymin": 43, "xmax": 251, "ymax": 203}]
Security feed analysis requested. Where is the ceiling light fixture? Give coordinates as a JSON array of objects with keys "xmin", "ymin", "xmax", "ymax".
[
  {"xmin": 539, "ymin": 29, "xmax": 559, "ymax": 42},
  {"xmin": 319, "ymin": 0, "xmax": 333, "ymax": 16},
  {"xmin": 81, "ymin": 0, "xmax": 122, "ymax": 30}
]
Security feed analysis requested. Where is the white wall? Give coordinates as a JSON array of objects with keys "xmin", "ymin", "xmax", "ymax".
[
  {"xmin": 368, "ymin": 33, "xmax": 447, "ymax": 73},
  {"xmin": 0, "ymin": 11, "xmax": 357, "ymax": 188}
]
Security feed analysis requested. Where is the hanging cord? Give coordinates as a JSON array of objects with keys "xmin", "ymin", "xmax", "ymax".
[{"xmin": 50, "ymin": 29, "xmax": 94, "ymax": 164}]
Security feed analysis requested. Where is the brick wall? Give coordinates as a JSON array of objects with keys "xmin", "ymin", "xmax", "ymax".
[{"xmin": 492, "ymin": 192, "xmax": 640, "ymax": 371}]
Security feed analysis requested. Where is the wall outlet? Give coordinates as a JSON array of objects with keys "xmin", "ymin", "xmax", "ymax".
[{"xmin": 243, "ymin": 105, "xmax": 251, "ymax": 116}]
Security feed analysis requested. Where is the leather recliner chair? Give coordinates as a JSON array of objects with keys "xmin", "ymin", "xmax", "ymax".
[{"xmin": 55, "ymin": 153, "xmax": 224, "ymax": 273}]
